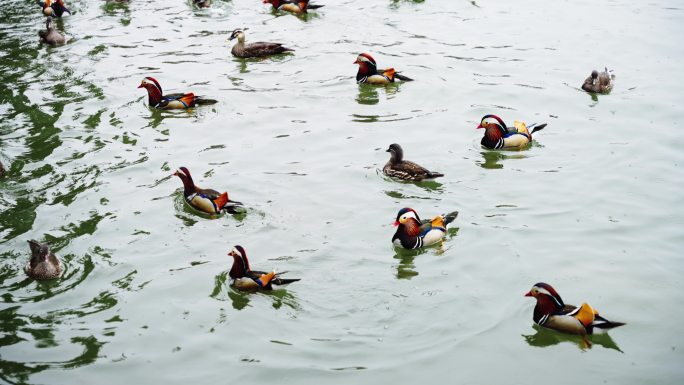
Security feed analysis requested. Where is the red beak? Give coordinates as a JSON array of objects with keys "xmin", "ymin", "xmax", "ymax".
[
  {"xmin": 353, "ymin": 59, "xmax": 360, "ymax": 64},
  {"xmin": 524, "ymin": 291, "xmax": 532, "ymax": 297},
  {"xmin": 393, "ymin": 221, "xmax": 399, "ymax": 227},
  {"xmin": 476, "ymin": 123, "xmax": 484, "ymax": 129},
  {"xmin": 137, "ymin": 84, "xmax": 144, "ymax": 89}
]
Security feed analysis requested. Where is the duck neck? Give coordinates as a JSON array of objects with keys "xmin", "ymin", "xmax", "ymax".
[
  {"xmin": 144, "ymin": 85, "xmax": 162, "ymax": 107},
  {"xmin": 533, "ymin": 296, "xmax": 562, "ymax": 323},
  {"xmin": 481, "ymin": 126, "xmax": 503, "ymax": 148},
  {"xmin": 229, "ymin": 255, "xmax": 249, "ymax": 279},
  {"xmin": 176, "ymin": 173, "xmax": 195, "ymax": 197},
  {"xmin": 357, "ymin": 62, "xmax": 377, "ymax": 81}
]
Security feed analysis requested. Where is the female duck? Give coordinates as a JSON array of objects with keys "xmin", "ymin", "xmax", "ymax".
[
  {"xmin": 354, "ymin": 53, "xmax": 413, "ymax": 85},
  {"xmin": 25, "ymin": 240, "xmax": 63, "ymax": 280},
  {"xmin": 228, "ymin": 29, "xmax": 294, "ymax": 59},
  {"xmin": 525, "ymin": 282, "xmax": 625, "ymax": 336},
  {"xmin": 383, "ymin": 143, "xmax": 444, "ymax": 181},
  {"xmin": 476, "ymin": 114, "xmax": 546, "ymax": 149},
  {"xmin": 581, "ymin": 68, "xmax": 614, "ymax": 93},
  {"xmin": 228, "ymin": 245, "xmax": 300, "ymax": 291},
  {"xmin": 173, "ymin": 167, "xmax": 242, "ymax": 214},
  {"xmin": 263, "ymin": 0, "xmax": 324, "ymax": 14},
  {"xmin": 137, "ymin": 77, "xmax": 217, "ymax": 110},
  {"xmin": 39, "ymin": 17, "xmax": 65, "ymax": 46},
  {"xmin": 392, "ymin": 208, "xmax": 458, "ymax": 250}
]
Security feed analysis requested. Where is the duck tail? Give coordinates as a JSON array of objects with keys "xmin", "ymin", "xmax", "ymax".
[
  {"xmin": 306, "ymin": 3, "xmax": 324, "ymax": 9},
  {"xmin": 195, "ymin": 97, "xmax": 218, "ymax": 105},
  {"xmin": 529, "ymin": 123, "xmax": 547, "ymax": 135},
  {"xmin": 427, "ymin": 171, "xmax": 445, "ymax": 179},
  {"xmin": 442, "ymin": 211, "xmax": 459, "ymax": 226},
  {"xmin": 593, "ymin": 314, "xmax": 626, "ymax": 329},
  {"xmin": 395, "ymin": 73, "xmax": 413, "ymax": 82}
]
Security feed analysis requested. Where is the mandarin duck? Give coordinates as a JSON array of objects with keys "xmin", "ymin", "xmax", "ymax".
[
  {"xmin": 392, "ymin": 208, "xmax": 458, "ymax": 249},
  {"xmin": 581, "ymin": 68, "xmax": 615, "ymax": 94},
  {"xmin": 137, "ymin": 77, "xmax": 217, "ymax": 110},
  {"xmin": 228, "ymin": 29, "xmax": 294, "ymax": 59},
  {"xmin": 39, "ymin": 17, "xmax": 65, "ymax": 46},
  {"xmin": 263, "ymin": 0, "xmax": 324, "ymax": 14},
  {"xmin": 383, "ymin": 143, "xmax": 444, "ymax": 181},
  {"xmin": 476, "ymin": 114, "xmax": 547, "ymax": 150},
  {"xmin": 40, "ymin": 0, "xmax": 71, "ymax": 17},
  {"xmin": 173, "ymin": 167, "xmax": 243, "ymax": 215},
  {"xmin": 525, "ymin": 283, "xmax": 625, "ymax": 338},
  {"xmin": 354, "ymin": 53, "xmax": 413, "ymax": 85},
  {"xmin": 228, "ymin": 245, "xmax": 300, "ymax": 291},
  {"xmin": 25, "ymin": 240, "xmax": 63, "ymax": 280}
]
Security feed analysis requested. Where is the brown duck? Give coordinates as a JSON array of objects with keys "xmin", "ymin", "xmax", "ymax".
[
  {"xmin": 581, "ymin": 68, "xmax": 614, "ymax": 93},
  {"xmin": 25, "ymin": 240, "xmax": 63, "ymax": 280},
  {"xmin": 228, "ymin": 29, "xmax": 294, "ymax": 59},
  {"xmin": 383, "ymin": 143, "xmax": 444, "ymax": 181},
  {"xmin": 39, "ymin": 17, "xmax": 65, "ymax": 46}
]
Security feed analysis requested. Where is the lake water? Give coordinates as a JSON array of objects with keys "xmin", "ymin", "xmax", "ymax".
[{"xmin": 1, "ymin": 0, "xmax": 683, "ymax": 383}]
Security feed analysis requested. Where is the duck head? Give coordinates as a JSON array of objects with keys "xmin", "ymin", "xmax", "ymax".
[
  {"xmin": 28, "ymin": 240, "xmax": 51, "ymax": 262},
  {"xmin": 354, "ymin": 53, "xmax": 378, "ymax": 80},
  {"xmin": 228, "ymin": 28, "xmax": 246, "ymax": 43},
  {"xmin": 394, "ymin": 207, "xmax": 421, "ymax": 227},
  {"xmin": 138, "ymin": 77, "xmax": 163, "ymax": 106},
  {"xmin": 476, "ymin": 114, "xmax": 508, "ymax": 144},
  {"xmin": 45, "ymin": 16, "xmax": 55, "ymax": 31},
  {"xmin": 525, "ymin": 282, "xmax": 565, "ymax": 319},
  {"xmin": 386, "ymin": 143, "xmax": 404, "ymax": 163},
  {"xmin": 228, "ymin": 245, "xmax": 250, "ymax": 279},
  {"xmin": 172, "ymin": 166, "xmax": 195, "ymax": 196}
]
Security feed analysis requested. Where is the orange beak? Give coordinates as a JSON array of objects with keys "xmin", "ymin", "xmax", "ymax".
[{"xmin": 524, "ymin": 291, "xmax": 533, "ymax": 297}]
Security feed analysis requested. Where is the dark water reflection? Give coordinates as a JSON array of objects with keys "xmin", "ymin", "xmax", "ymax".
[
  {"xmin": 522, "ymin": 324, "xmax": 623, "ymax": 352},
  {"xmin": 210, "ymin": 271, "xmax": 300, "ymax": 310}
]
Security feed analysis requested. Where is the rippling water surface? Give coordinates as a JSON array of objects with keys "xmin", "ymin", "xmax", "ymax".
[{"xmin": 1, "ymin": 0, "xmax": 683, "ymax": 383}]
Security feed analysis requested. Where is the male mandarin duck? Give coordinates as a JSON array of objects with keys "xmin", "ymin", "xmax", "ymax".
[
  {"xmin": 383, "ymin": 143, "xmax": 444, "ymax": 181},
  {"xmin": 173, "ymin": 167, "xmax": 243, "ymax": 215},
  {"xmin": 137, "ymin": 77, "xmax": 217, "ymax": 110},
  {"xmin": 228, "ymin": 245, "xmax": 300, "ymax": 291},
  {"xmin": 40, "ymin": 0, "xmax": 71, "ymax": 17},
  {"xmin": 39, "ymin": 17, "xmax": 65, "ymax": 46},
  {"xmin": 263, "ymin": 0, "xmax": 324, "ymax": 14},
  {"xmin": 25, "ymin": 240, "xmax": 63, "ymax": 280},
  {"xmin": 228, "ymin": 29, "xmax": 294, "ymax": 59},
  {"xmin": 354, "ymin": 53, "xmax": 413, "ymax": 85},
  {"xmin": 581, "ymin": 68, "xmax": 615, "ymax": 94},
  {"xmin": 392, "ymin": 208, "xmax": 458, "ymax": 249},
  {"xmin": 525, "ymin": 283, "xmax": 625, "ymax": 337},
  {"xmin": 476, "ymin": 114, "xmax": 547, "ymax": 150}
]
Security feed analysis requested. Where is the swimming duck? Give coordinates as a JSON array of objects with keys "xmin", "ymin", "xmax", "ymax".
[
  {"xmin": 392, "ymin": 208, "xmax": 458, "ymax": 249},
  {"xmin": 137, "ymin": 77, "xmax": 217, "ymax": 110},
  {"xmin": 354, "ymin": 53, "xmax": 413, "ymax": 85},
  {"xmin": 581, "ymin": 68, "xmax": 615, "ymax": 94},
  {"xmin": 39, "ymin": 17, "xmax": 65, "ymax": 46},
  {"xmin": 228, "ymin": 245, "xmax": 300, "ymax": 291},
  {"xmin": 228, "ymin": 29, "xmax": 294, "ymax": 59},
  {"xmin": 263, "ymin": 0, "xmax": 324, "ymax": 14},
  {"xmin": 40, "ymin": 0, "xmax": 71, "ymax": 17},
  {"xmin": 25, "ymin": 240, "xmax": 63, "ymax": 280},
  {"xmin": 525, "ymin": 282, "xmax": 625, "ymax": 337},
  {"xmin": 173, "ymin": 167, "xmax": 243, "ymax": 215},
  {"xmin": 383, "ymin": 143, "xmax": 444, "ymax": 181},
  {"xmin": 476, "ymin": 114, "xmax": 547, "ymax": 150},
  {"xmin": 0, "ymin": 161, "xmax": 5, "ymax": 178}
]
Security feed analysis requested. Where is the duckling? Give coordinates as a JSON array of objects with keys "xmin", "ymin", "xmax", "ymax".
[
  {"xmin": 354, "ymin": 53, "xmax": 413, "ymax": 85},
  {"xmin": 263, "ymin": 0, "xmax": 324, "ymax": 14},
  {"xmin": 25, "ymin": 240, "xmax": 63, "ymax": 280},
  {"xmin": 173, "ymin": 167, "xmax": 243, "ymax": 214},
  {"xmin": 525, "ymin": 283, "xmax": 625, "ymax": 339},
  {"xmin": 228, "ymin": 29, "xmax": 294, "ymax": 59},
  {"xmin": 581, "ymin": 68, "xmax": 615, "ymax": 94},
  {"xmin": 392, "ymin": 208, "xmax": 458, "ymax": 249},
  {"xmin": 228, "ymin": 245, "xmax": 300, "ymax": 291},
  {"xmin": 39, "ymin": 17, "xmax": 65, "ymax": 46},
  {"xmin": 40, "ymin": 0, "xmax": 71, "ymax": 17},
  {"xmin": 476, "ymin": 114, "xmax": 547, "ymax": 149},
  {"xmin": 383, "ymin": 143, "xmax": 444, "ymax": 181},
  {"xmin": 137, "ymin": 77, "xmax": 217, "ymax": 109}
]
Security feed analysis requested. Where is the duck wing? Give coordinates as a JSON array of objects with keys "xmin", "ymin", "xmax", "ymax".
[{"xmin": 244, "ymin": 42, "xmax": 294, "ymax": 57}]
